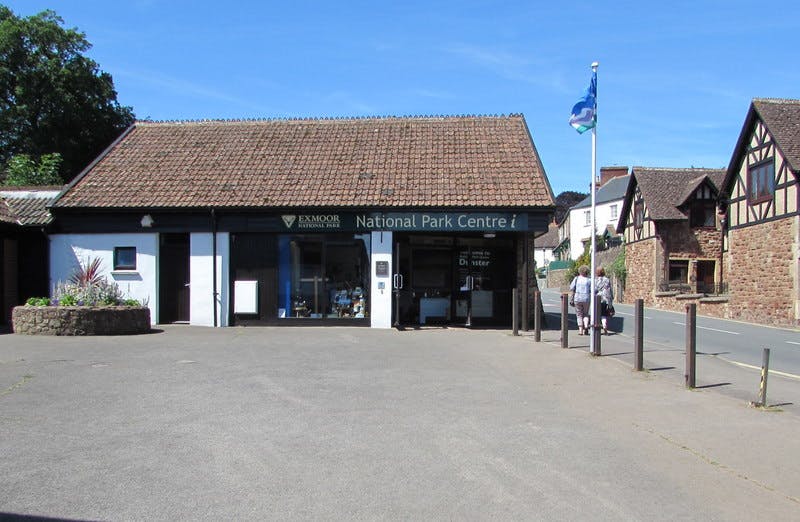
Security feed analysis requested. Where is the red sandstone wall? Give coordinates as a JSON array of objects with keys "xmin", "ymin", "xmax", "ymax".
[
  {"xmin": 622, "ymin": 239, "xmax": 656, "ymax": 304},
  {"xmin": 725, "ymin": 217, "xmax": 798, "ymax": 327}
]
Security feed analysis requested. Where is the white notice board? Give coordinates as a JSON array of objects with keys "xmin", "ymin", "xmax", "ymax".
[{"xmin": 234, "ymin": 280, "xmax": 258, "ymax": 314}]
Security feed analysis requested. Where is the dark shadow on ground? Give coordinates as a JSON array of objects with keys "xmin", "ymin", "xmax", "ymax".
[
  {"xmin": 695, "ymin": 383, "xmax": 731, "ymax": 389},
  {"xmin": 648, "ymin": 367, "xmax": 676, "ymax": 371}
]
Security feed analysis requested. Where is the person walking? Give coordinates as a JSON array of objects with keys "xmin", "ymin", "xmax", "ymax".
[
  {"xmin": 569, "ymin": 265, "xmax": 592, "ymax": 335},
  {"xmin": 595, "ymin": 266, "xmax": 614, "ymax": 335}
]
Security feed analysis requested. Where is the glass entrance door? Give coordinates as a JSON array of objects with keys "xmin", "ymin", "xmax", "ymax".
[{"xmin": 455, "ymin": 246, "xmax": 493, "ymax": 326}]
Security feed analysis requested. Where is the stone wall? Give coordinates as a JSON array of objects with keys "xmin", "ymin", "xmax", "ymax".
[
  {"xmin": 725, "ymin": 217, "xmax": 799, "ymax": 327},
  {"xmin": 661, "ymin": 223, "xmax": 722, "ymax": 259},
  {"xmin": 622, "ymin": 239, "xmax": 657, "ymax": 304},
  {"xmin": 12, "ymin": 306, "xmax": 151, "ymax": 335},
  {"xmin": 651, "ymin": 293, "xmax": 729, "ymax": 319}
]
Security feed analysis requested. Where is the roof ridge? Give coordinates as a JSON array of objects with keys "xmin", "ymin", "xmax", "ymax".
[
  {"xmin": 753, "ymin": 97, "xmax": 800, "ymax": 105},
  {"xmin": 135, "ymin": 113, "xmax": 525, "ymax": 125},
  {"xmin": 632, "ymin": 166, "xmax": 725, "ymax": 172}
]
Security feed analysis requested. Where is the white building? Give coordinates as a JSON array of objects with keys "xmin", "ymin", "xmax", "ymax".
[{"xmin": 566, "ymin": 169, "xmax": 629, "ymax": 260}]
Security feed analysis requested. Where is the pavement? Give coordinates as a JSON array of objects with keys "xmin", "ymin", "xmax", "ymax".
[{"xmin": 1, "ymin": 325, "xmax": 799, "ymax": 521}]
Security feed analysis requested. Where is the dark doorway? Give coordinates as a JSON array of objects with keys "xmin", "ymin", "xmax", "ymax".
[
  {"xmin": 230, "ymin": 233, "xmax": 278, "ymax": 325},
  {"xmin": 159, "ymin": 233, "xmax": 190, "ymax": 323},
  {"xmin": 696, "ymin": 260, "xmax": 716, "ymax": 293}
]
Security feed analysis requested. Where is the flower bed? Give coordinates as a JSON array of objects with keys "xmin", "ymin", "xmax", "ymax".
[{"xmin": 12, "ymin": 305, "xmax": 151, "ymax": 335}]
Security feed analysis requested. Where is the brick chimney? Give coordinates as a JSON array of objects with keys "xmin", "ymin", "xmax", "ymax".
[{"xmin": 599, "ymin": 166, "xmax": 628, "ymax": 187}]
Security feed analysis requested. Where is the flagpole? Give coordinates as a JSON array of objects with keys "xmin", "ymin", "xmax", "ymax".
[{"xmin": 589, "ymin": 61, "xmax": 598, "ymax": 354}]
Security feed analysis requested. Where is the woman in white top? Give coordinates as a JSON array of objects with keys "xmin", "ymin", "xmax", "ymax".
[{"xmin": 569, "ymin": 265, "xmax": 592, "ymax": 335}]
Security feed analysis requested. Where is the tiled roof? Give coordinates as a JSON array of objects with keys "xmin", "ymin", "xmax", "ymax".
[
  {"xmin": 572, "ymin": 175, "xmax": 630, "ymax": 209},
  {"xmin": 0, "ymin": 187, "xmax": 62, "ymax": 226},
  {"xmin": 53, "ymin": 115, "xmax": 555, "ymax": 210},
  {"xmin": 628, "ymin": 167, "xmax": 726, "ymax": 221},
  {"xmin": 753, "ymin": 98, "xmax": 800, "ymax": 171}
]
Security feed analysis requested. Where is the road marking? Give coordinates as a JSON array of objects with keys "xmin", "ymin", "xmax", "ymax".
[
  {"xmin": 787, "ymin": 341, "xmax": 800, "ymax": 346},
  {"xmin": 672, "ymin": 322, "xmax": 740, "ymax": 335},
  {"xmin": 722, "ymin": 358, "xmax": 800, "ymax": 381},
  {"xmin": 616, "ymin": 311, "xmax": 652, "ymax": 319}
]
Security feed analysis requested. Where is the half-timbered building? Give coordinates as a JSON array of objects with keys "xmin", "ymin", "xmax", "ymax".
[
  {"xmin": 719, "ymin": 98, "xmax": 800, "ymax": 327},
  {"xmin": 617, "ymin": 167, "xmax": 726, "ymax": 310}
]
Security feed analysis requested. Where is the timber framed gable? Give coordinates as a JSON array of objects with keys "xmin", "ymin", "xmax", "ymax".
[
  {"xmin": 724, "ymin": 109, "xmax": 799, "ymax": 230},
  {"xmin": 623, "ymin": 185, "xmax": 655, "ymax": 243}
]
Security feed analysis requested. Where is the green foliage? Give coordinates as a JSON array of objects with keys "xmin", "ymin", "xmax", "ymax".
[
  {"xmin": 0, "ymin": 7, "xmax": 134, "ymax": 182},
  {"xmin": 608, "ymin": 247, "xmax": 627, "ymax": 285},
  {"xmin": 26, "ymin": 297, "xmax": 50, "ymax": 306},
  {"xmin": 4, "ymin": 153, "xmax": 63, "ymax": 186},
  {"xmin": 122, "ymin": 298, "xmax": 141, "ymax": 307},
  {"xmin": 58, "ymin": 294, "xmax": 77, "ymax": 306},
  {"xmin": 51, "ymin": 256, "xmax": 127, "ymax": 306}
]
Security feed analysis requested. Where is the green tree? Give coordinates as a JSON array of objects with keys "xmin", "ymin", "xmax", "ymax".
[
  {"xmin": 0, "ymin": 7, "xmax": 134, "ymax": 183},
  {"xmin": 4, "ymin": 152, "xmax": 63, "ymax": 185}
]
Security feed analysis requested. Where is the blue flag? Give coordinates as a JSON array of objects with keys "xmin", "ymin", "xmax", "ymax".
[{"xmin": 569, "ymin": 70, "xmax": 597, "ymax": 134}]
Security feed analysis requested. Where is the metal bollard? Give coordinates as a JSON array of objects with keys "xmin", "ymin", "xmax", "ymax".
[
  {"xmin": 634, "ymin": 299, "xmax": 644, "ymax": 371},
  {"xmin": 512, "ymin": 288, "xmax": 519, "ymax": 336},
  {"xmin": 560, "ymin": 293, "xmax": 568, "ymax": 349},
  {"xmin": 533, "ymin": 290, "xmax": 541, "ymax": 342},
  {"xmin": 685, "ymin": 303, "xmax": 696, "ymax": 388}
]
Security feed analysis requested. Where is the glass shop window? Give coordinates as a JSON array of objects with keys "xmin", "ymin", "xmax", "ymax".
[{"xmin": 277, "ymin": 234, "xmax": 370, "ymax": 319}]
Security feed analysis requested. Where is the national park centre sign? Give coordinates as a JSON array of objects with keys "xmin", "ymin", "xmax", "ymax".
[{"xmin": 280, "ymin": 212, "xmax": 545, "ymax": 232}]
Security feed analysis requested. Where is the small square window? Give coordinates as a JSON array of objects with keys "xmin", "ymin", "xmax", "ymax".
[
  {"xmin": 584, "ymin": 210, "xmax": 591, "ymax": 226},
  {"xmin": 610, "ymin": 204, "xmax": 618, "ymax": 219},
  {"xmin": 114, "ymin": 247, "xmax": 136, "ymax": 270}
]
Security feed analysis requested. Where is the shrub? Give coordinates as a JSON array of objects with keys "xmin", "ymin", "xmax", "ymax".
[
  {"xmin": 26, "ymin": 297, "xmax": 50, "ymax": 306},
  {"xmin": 48, "ymin": 256, "xmax": 139, "ymax": 307}
]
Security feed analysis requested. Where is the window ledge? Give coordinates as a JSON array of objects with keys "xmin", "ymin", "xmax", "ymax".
[
  {"xmin": 655, "ymin": 291, "xmax": 679, "ymax": 297},
  {"xmin": 699, "ymin": 296, "xmax": 729, "ymax": 303},
  {"xmin": 111, "ymin": 270, "xmax": 139, "ymax": 276}
]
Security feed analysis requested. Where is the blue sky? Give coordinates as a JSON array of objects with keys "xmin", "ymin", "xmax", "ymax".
[{"xmin": 6, "ymin": 1, "xmax": 800, "ymax": 194}]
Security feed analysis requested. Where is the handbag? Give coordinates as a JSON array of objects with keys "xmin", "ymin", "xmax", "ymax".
[
  {"xmin": 608, "ymin": 304, "xmax": 615, "ymax": 317},
  {"xmin": 568, "ymin": 295, "xmax": 575, "ymax": 307}
]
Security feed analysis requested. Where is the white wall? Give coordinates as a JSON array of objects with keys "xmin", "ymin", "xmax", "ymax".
[
  {"xmin": 534, "ymin": 247, "xmax": 554, "ymax": 270},
  {"xmin": 49, "ymin": 233, "xmax": 159, "ymax": 324},
  {"xmin": 189, "ymin": 232, "xmax": 230, "ymax": 327},
  {"xmin": 568, "ymin": 199, "xmax": 623, "ymax": 259},
  {"xmin": 370, "ymin": 231, "xmax": 393, "ymax": 328}
]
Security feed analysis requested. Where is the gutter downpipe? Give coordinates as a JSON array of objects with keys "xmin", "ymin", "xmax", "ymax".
[{"xmin": 211, "ymin": 208, "xmax": 218, "ymax": 328}]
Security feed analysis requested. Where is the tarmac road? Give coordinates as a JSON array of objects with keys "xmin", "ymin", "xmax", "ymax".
[{"xmin": 1, "ymin": 326, "xmax": 799, "ymax": 520}]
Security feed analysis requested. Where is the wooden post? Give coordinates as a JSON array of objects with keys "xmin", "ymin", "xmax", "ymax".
[
  {"xmin": 634, "ymin": 298, "xmax": 644, "ymax": 371},
  {"xmin": 592, "ymin": 294, "xmax": 601, "ymax": 356},
  {"xmin": 522, "ymin": 234, "xmax": 530, "ymax": 332},
  {"xmin": 560, "ymin": 293, "xmax": 569, "ymax": 349},
  {"xmin": 533, "ymin": 289, "xmax": 541, "ymax": 342},
  {"xmin": 685, "ymin": 303, "xmax": 696, "ymax": 388},
  {"xmin": 512, "ymin": 288, "xmax": 519, "ymax": 336},
  {"xmin": 758, "ymin": 348, "xmax": 770, "ymax": 407}
]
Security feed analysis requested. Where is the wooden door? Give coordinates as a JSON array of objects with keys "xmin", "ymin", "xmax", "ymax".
[{"xmin": 159, "ymin": 233, "xmax": 190, "ymax": 323}]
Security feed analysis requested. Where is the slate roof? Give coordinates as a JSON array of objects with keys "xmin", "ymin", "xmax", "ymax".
[
  {"xmin": 571, "ymin": 174, "xmax": 630, "ymax": 209},
  {"xmin": 616, "ymin": 167, "xmax": 726, "ymax": 232},
  {"xmin": 723, "ymin": 98, "xmax": 800, "ymax": 195},
  {"xmin": 52, "ymin": 115, "xmax": 555, "ymax": 210},
  {"xmin": 0, "ymin": 187, "xmax": 62, "ymax": 226},
  {"xmin": 534, "ymin": 222, "xmax": 560, "ymax": 248}
]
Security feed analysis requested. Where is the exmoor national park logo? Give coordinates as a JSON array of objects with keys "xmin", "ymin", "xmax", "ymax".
[{"xmin": 281, "ymin": 215, "xmax": 297, "ymax": 228}]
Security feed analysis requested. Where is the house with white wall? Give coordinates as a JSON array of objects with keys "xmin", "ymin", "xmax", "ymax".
[{"xmin": 567, "ymin": 169, "xmax": 629, "ymax": 259}]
